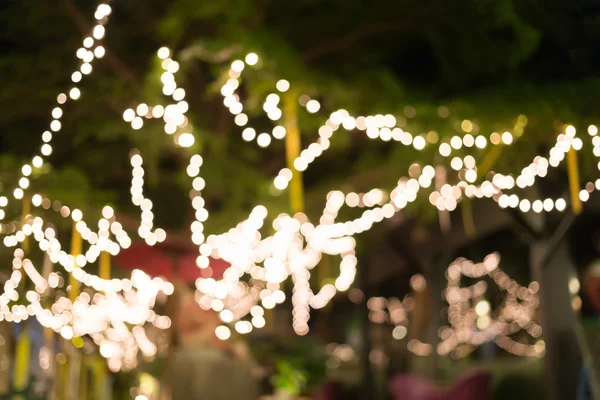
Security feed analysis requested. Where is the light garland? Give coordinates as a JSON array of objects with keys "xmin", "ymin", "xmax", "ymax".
[
  {"xmin": 2, "ymin": 0, "xmax": 600, "ymax": 347},
  {"xmin": 0, "ymin": 2, "xmax": 174, "ymax": 371},
  {"xmin": 367, "ymin": 255, "xmax": 543, "ymax": 358},
  {"xmin": 437, "ymin": 253, "xmax": 543, "ymax": 358},
  {"xmin": 119, "ymin": 47, "xmax": 360, "ymax": 336},
  {"xmin": 215, "ymin": 57, "xmax": 598, "ymax": 331}
]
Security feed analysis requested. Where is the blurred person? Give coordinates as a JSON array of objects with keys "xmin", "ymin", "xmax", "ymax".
[{"xmin": 169, "ymin": 281, "xmax": 259, "ymax": 400}]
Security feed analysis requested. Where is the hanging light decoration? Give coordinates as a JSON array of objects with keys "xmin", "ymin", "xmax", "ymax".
[
  {"xmin": 367, "ymin": 254, "xmax": 543, "ymax": 358},
  {"xmin": 1, "ymin": 0, "xmax": 599, "ymax": 345}
]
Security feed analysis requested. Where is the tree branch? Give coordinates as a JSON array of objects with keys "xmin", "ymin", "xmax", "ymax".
[{"xmin": 302, "ymin": 22, "xmax": 406, "ymax": 61}]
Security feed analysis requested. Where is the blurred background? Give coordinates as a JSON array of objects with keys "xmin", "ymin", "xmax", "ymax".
[{"xmin": 0, "ymin": 0, "xmax": 600, "ymax": 399}]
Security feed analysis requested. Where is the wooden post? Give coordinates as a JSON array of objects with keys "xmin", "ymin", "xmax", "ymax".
[
  {"xmin": 269, "ymin": 90, "xmax": 305, "ymax": 330},
  {"xmin": 283, "ymin": 90, "xmax": 304, "ymax": 215},
  {"xmin": 567, "ymin": 148, "xmax": 582, "ymax": 215},
  {"xmin": 424, "ymin": 254, "xmax": 450, "ymax": 379},
  {"xmin": 477, "ymin": 115, "xmax": 528, "ymax": 178},
  {"xmin": 66, "ymin": 343, "xmax": 81, "ymax": 400},
  {"xmin": 461, "ymin": 199, "xmax": 476, "ymax": 238},
  {"xmin": 69, "ymin": 221, "xmax": 82, "ymax": 302},
  {"xmin": 531, "ymin": 240, "xmax": 583, "ymax": 400},
  {"xmin": 14, "ymin": 197, "xmax": 31, "ymax": 397},
  {"xmin": 434, "ymin": 166, "xmax": 451, "ymax": 233},
  {"xmin": 13, "ymin": 325, "xmax": 30, "ymax": 399},
  {"xmin": 79, "ymin": 354, "xmax": 88, "ymax": 400},
  {"xmin": 99, "ymin": 251, "xmax": 111, "ymax": 281},
  {"xmin": 358, "ymin": 257, "xmax": 374, "ymax": 399},
  {"xmin": 21, "ymin": 196, "xmax": 30, "ymax": 254}
]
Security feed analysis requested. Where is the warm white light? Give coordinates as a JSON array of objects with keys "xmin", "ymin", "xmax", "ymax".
[
  {"xmin": 94, "ymin": 46, "xmax": 106, "ymax": 59},
  {"xmin": 306, "ymin": 100, "xmax": 320, "ymax": 114},
  {"xmin": 93, "ymin": 25, "xmax": 105, "ymax": 39},
  {"xmin": 276, "ymin": 79, "xmax": 290, "ymax": 92},
  {"xmin": 69, "ymin": 88, "xmax": 81, "ymax": 100},
  {"xmin": 257, "ymin": 133, "xmax": 271, "ymax": 147},
  {"xmin": 245, "ymin": 53, "xmax": 259, "ymax": 65},
  {"xmin": 272, "ymin": 126, "xmax": 286, "ymax": 139},
  {"xmin": 392, "ymin": 326, "xmax": 407, "ymax": 340},
  {"xmin": 22, "ymin": 165, "xmax": 32, "ymax": 176},
  {"xmin": 413, "ymin": 136, "xmax": 426, "ymax": 150},
  {"xmin": 475, "ymin": 300, "xmax": 490, "ymax": 316},
  {"xmin": 178, "ymin": 133, "xmax": 195, "ymax": 147},
  {"xmin": 131, "ymin": 117, "xmax": 143, "ymax": 130},
  {"xmin": 157, "ymin": 47, "xmax": 170, "ymax": 59},
  {"xmin": 123, "ymin": 109, "xmax": 135, "ymax": 122},
  {"xmin": 439, "ymin": 143, "xmax": 451, "ymax": 157},
  {"xmin": 502, "ymin": 132, "xmax": 513, "ymax": 145},
  {"xmin": 231, "ymin": 60, "xmax": 245, "ymax": 73},
  {"xmin": 32, "ymin": 156, "xmax": 43, "ymax": 168},
  {"xmin": 215, "ymin": 325, "xmax": 231, "ymax": 340},
  {"xmin": 136, "ymin": 103, "xmax": 149, "ymax": 116}
]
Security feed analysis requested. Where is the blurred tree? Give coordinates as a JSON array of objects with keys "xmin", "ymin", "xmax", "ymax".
[{"xmin": 0, "ymin": 0, "xmax": 598, "ymax": 248}]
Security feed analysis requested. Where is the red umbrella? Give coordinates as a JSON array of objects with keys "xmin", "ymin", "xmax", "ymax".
[
  {"xmin": 177, "ymin": 253, "xmax": 229, "ymax": 281},
  {"xmin": 115, "ymin": 242, "xmax": 173, "ymax": 278},
  {"xmin": 116, "ymin": 237, "xmax": 230, "ymax": 283}
]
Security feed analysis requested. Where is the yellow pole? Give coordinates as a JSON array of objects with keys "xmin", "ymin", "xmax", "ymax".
[
  {"xmin": 91, "ymin": 357, "xmax": 107, "ymax": 400},
  {"xmin": 435, "ymin": 165, "xmax": 451, "ymax": 233},
  {"xmin": 42, "ymin": 252, "xmax": 55, "ymax": 382},
  {"xmin": 567, "ymin": 147, "xmax": 582, "ymax": 215},
  {"xmin": 69, "ymin": 221, "xmax": 82, "ymax": 302},
  {"xmin": 267, "ymin": 91, "xmax": 305, "ymax": 329},
  {"xmin": 57, "ymin": 353, "xmax": 67, "ymax": 400},
  {"xmin": 318, "ymin": 255, "xmax": 330, "ymax": 290},
  {"xmin": 478, "ymin": 115, "xmax": 528, "ymax": 178},
  {"xmin": 18, "ymin": 197, "xmax": 31, "ymax": 293},
  {"xmin": 79, "ymin": 355, "xmax": 88, "ymax": 400},
  {"xmin": 21, "ymin": 196, "xmax": 31, "ymax": 253},
  {"xmin": 461, "ymin": 198, "xmax": 476, "ymax": 237},
  {"xmin": 13, "ymin": 326, "xmax": 30, "ymax": 399},
  {"xmin": 284, "ymin": 90, "xmax": 304, "ymax": 214},
  {"xmin": 99, "ymin": 251, "xmax": 111, "ymax": 281},
  {"xmin": 14, "ymin": 197, "xmax": 31, "ymax": 397}
]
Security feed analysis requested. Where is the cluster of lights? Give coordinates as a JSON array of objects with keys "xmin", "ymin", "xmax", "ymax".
[
  {"xmin": 0, "ymin": 3, "xmax": 113, "ymax": 217},
  {"xmin": 0, "ymin": 246, "xmax": 172, "ymax": 372},
  {"xmin": 129, "ymin": 154, "xmax": 167, "ymax": 245},
  {"xmin": 194, "ymin": 208, "xmax": 356, "ymax": 336},
  {"xmin": 5, "ymin": 1, "xmax": 600, "ymax": 351},
  {"xmin": 118, "ymin": 48, "xmax": 362, "ymax": 336},
  {"xmin": 106, "ymin": 45, "xmax": 600, "ymax": 337},
  {"xmin": 366, "ymin": 257, "xmax": 542, "ymax": 359},
  {"xmin": 0, "ymin": 2, "xmax": 176, "ymax": 371},
  {"xmin": 248, "ymin": 86, "xmax": 596, "ymax": 218},
  {"xmin": 123, "ymin": 48, "xmax": 194, "ymax": 148},
  {"xmin": 431, "ymin": 254, "xmax": 542, "ymax": 358},
  {"xmin": 222, "ymin": 55, "xmax": 293, "ymax": 148},
  {"xmin": 367, "ymin": 296, "xmax": 409, "ymax": 332}
]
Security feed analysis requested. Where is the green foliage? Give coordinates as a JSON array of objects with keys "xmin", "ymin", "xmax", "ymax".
[
  {"xmin": 0, "ymin": 0, "xmax": 598, "ymax": 244},
  {"xmin": 249, "ymin": 335, "xmax": 328, "ymax": 392},
  {"xmin": 272, "ymin": 360, "xmax": 307, "ymax": 395}
]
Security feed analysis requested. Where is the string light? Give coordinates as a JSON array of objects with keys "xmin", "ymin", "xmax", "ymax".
[
  {"xmin": 0, "ymin": 3, "xmax": 173, "ymax": 371},
  {"xmin": 436, "ymin": 253, "xmax": 543, "ymax": 358},
  {"xmin": 368, "ymin": 255, "xmax": 543, "ymax": 359},
  {"xmin": 3, "ymin": 2, "xmax": 599, "ymax": 347}
]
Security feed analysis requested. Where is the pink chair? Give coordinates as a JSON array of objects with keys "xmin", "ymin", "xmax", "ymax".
[
  {"xmin": 389, "ymin": 375, "xmax": 442, "ymax": 400},
  {"xmin": 313, "ymin": 381, "xmax": 343, "ymax": 400},
  {"xmin": 446, "ymin": 371, "xmax": 491, "ymax": 399},
  {"xmin": 388, "ymin": 371, "xmax": 491, "ymax": 400}
]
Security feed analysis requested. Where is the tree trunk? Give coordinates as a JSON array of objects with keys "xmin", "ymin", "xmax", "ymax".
[
  {"xmin": 359, "ymin": 259, "xmax": 374, "ymax": 400},
  {"xmin": 530, "ymin": 240, "xmax": 583, "ymax": 400}
]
